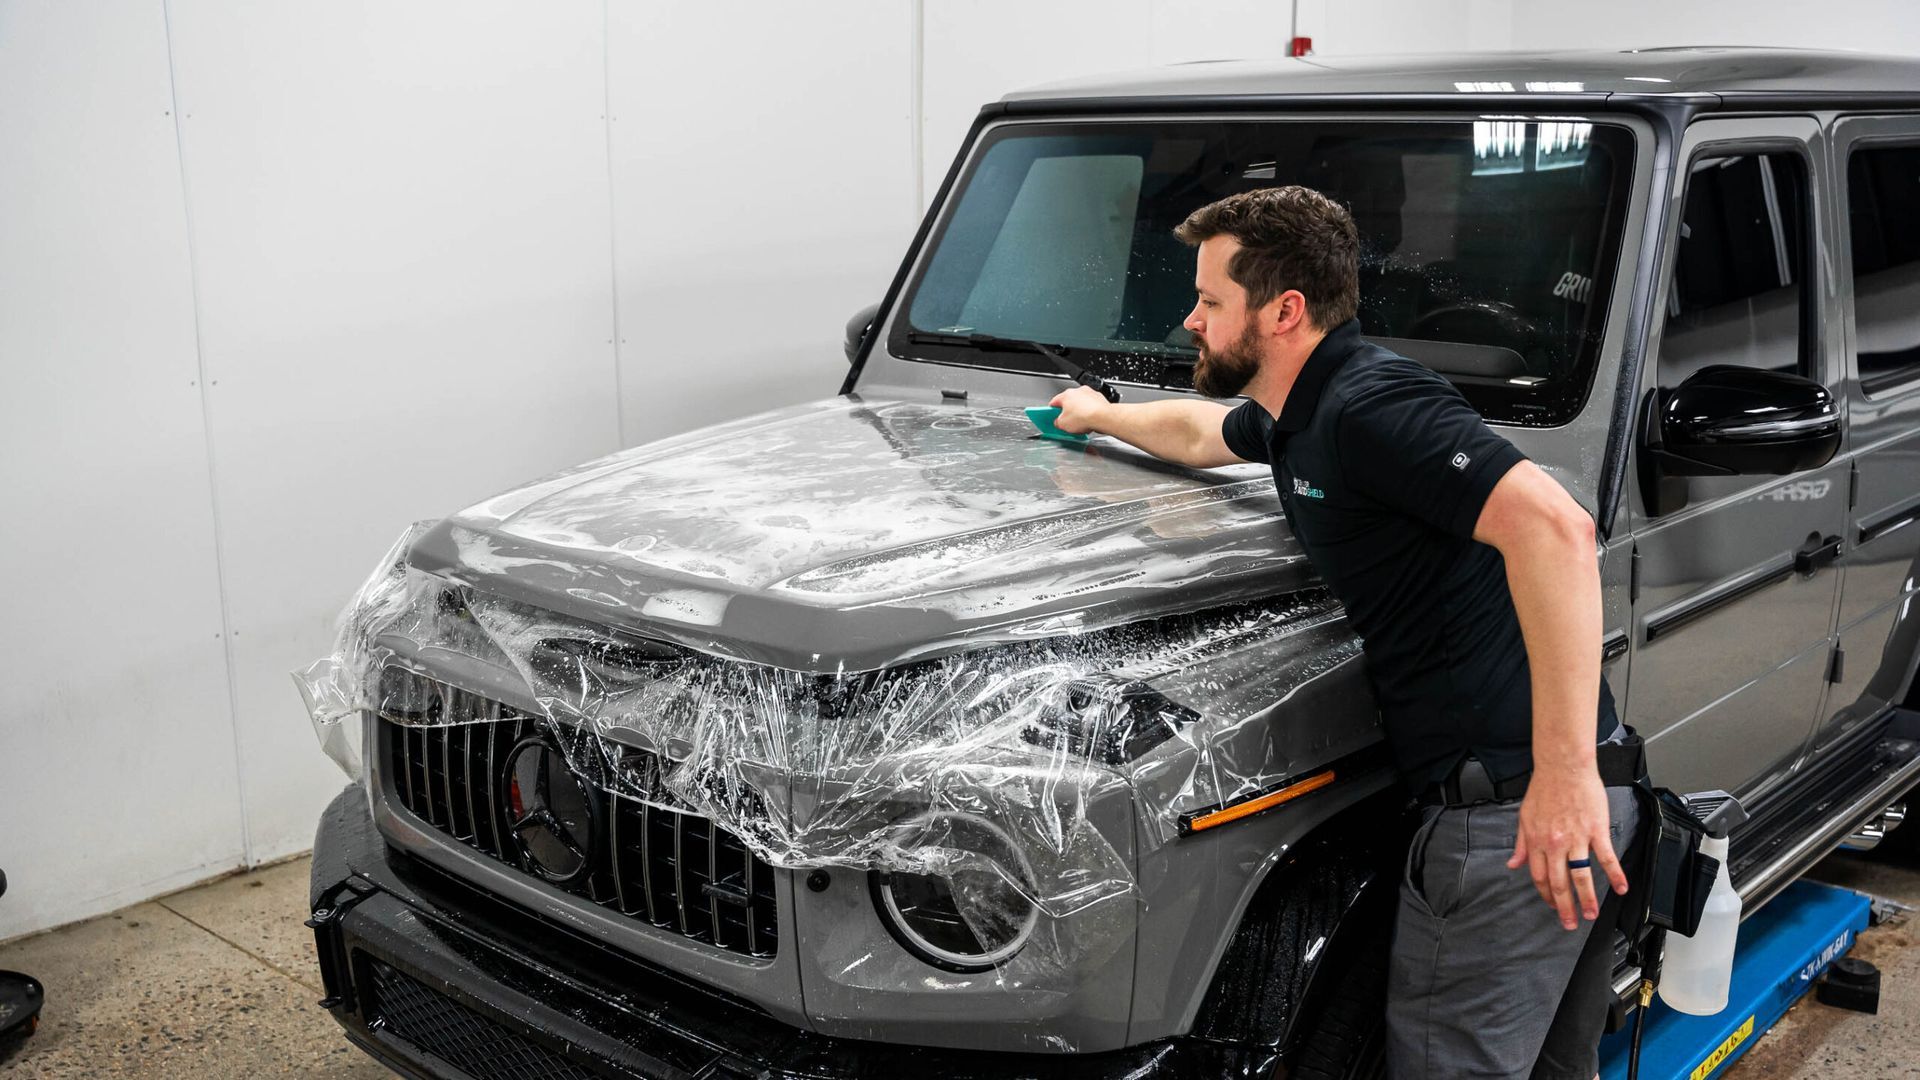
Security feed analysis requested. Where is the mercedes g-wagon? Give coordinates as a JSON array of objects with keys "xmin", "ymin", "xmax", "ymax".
[{"xmin": 302, "ymin": 48, "xmax": 1920, "ymax": 1080}]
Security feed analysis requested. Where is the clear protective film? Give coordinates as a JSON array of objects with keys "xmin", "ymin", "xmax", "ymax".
[{"xmin": 298, "ymin": 513, "xmax": 1360, "ymax": 989}]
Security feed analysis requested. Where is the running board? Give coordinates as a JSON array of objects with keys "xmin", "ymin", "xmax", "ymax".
[{"xmin": 1728, "ymin": 707, "xmax": 1920, "ymax": 914}]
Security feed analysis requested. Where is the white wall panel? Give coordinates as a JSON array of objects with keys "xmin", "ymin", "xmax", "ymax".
[
  {"xmin": 1295, "ymin": 0, "xmax": 1506, "ymax": 56},
  {"xmin": 163, "ymin": 0, "xmax": 624, "ymax": 862},
  {"xmin": 920, "ymin": 0, "xmax": 1155, "ymax": 202},
  {"xmin": 608, "ymin": 2, "xmax": 916, "ymax": 444},
  {"xmin": 0, "ymin": 0, "xmax": 242, "ymax": 939},
  {"xmin": 1147, "ymin": 0, "xmax": 1297, "ymax": 65},
  {"xmin": 1511, "ymin": 0, "xmax": 1920, "ymax": 56}
]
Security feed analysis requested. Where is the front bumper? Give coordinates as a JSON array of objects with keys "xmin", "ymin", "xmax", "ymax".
[{"xmin": 310, "ymin": 785, "xmax": 1275, "ymax": 1079}]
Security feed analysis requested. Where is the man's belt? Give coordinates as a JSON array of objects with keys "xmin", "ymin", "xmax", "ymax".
[{"xmin": 1420, "ymin": 737, "xmax": 1647, "ymax": 808}]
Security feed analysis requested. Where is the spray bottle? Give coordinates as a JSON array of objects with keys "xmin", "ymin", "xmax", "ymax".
[{"xmin": 1658, "ymin": 803, "xmax": 1744, "ymax": 1015}]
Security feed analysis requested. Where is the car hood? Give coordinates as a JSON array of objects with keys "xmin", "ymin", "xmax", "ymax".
[{"xmin": 407, "ymin": 395, "xmax": 1316, "ymax": 672}]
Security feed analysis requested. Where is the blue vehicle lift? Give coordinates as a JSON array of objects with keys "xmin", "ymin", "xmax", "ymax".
[{"xmin": 1599, "ymin": 879, "xmax": 1873, "ymax": 1080}]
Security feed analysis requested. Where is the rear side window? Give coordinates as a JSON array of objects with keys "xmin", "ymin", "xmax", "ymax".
[
  {"xmin": 1659, "ymin": 152, "xmax": 1810, "ymax": 388},
  {"xmin": 1847, "ymin": 144, "xmax": 1920, "ymax": 396}
]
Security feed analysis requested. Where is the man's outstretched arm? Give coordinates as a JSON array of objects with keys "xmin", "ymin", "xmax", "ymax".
[
  {"xmin": 1048, "ymin": 385, "xmax": 1245, "ymax": 468},
  {"xmin": 1476, "ymin": 462, "xmax": 1626, "ymax": 930}
]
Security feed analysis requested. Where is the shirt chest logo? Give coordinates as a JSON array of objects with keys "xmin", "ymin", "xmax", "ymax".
[{"xmin": 1292, "ymin": 477, "xmax": 1326, "ymax": 500}]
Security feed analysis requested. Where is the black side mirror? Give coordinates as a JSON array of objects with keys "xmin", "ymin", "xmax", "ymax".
[
  {"xmin": 844, "ymin": 302, "xmax": 881, "ymax": 365},
  {"xmin": 1639, "ymin": 365, "xmax": 1840, "ymax": 516}
]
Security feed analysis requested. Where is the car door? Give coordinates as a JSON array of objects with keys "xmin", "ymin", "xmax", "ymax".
[
  {"xmin": 1816, "ymin": 115, "xmax": 1920, "ymax": 756},
  {"xmin": 1625, "ymin": 117, "xmax": 1847, "ymax": 800}
]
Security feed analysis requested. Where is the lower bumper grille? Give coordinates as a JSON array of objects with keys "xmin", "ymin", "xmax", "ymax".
[
  {"xmin": 378, "ymin": 669, "xmax": 778, "ymax": 958},
  {"xmin": 366, "ymin": 959, "xmax": 602, "ymax": 1080}
]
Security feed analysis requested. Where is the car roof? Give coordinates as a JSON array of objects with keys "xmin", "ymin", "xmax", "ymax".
[{"xmin": 1002, "ymin": 47, "xmax": 1920, "ymax": 104}]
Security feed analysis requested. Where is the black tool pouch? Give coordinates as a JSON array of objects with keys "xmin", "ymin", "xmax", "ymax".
[
  {"xmin": 1635, "ymin": 785, "xmax": 1717, "ymax": 937},
  {"xmin": 1607, "ymin": 728, "xmax": 1719, "ymax": 945}
]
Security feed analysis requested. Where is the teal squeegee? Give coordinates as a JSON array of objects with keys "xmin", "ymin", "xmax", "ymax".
[{"xmin": 1025, "ymin": 406, "xmax": 1089, "ymax": 444}]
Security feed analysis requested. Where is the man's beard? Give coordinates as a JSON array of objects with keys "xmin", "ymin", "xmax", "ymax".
[{"xmin": 1192, "ymin": 320, "xmax": 1263, "ymax": 398}]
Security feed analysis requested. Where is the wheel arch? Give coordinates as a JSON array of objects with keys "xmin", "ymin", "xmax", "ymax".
[{"xmin": 1156, "ymin": 772, "xmax": 1406, "ymax": 1062}]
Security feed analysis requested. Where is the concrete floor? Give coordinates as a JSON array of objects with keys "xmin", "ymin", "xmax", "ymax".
[
  {"xmin": 0, "ymin": 858, "xmax": 384, "ymax": 1079},
  {"xmin": 1721, "ymin": 849, "xmax": 1920, "ymax": 1079},
  {"xmin": 0, "ymin": 850, "xmax": 1912, "ymax": 1078}
]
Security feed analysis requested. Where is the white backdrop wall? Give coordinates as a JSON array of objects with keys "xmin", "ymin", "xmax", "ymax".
[
  {"xmin": 607, "ymin": 2, "xmax": 917, "ymax": 440},
  {"xmin": 0, "ymin": 0, "xmax": 243, "ymax": 940},
  {"xmin": 3, "ymin": 0, "xmax": 1915, "ymax": 941},
  {"xmin": 162, "ymin": 0, "xmax": 631, "ymax": 871},
  {"xmin": 1509, "ymin": 0, "xmax": 1920, "ymax": 57}
]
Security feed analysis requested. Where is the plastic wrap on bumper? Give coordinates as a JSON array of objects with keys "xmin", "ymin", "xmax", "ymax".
[
  {"xmin": 311, "ymin": 786, "xmax": 1298, "ymax": 1080},
  {"xmin": 298, "ymin": 522, "xmax": 1359, "ymax": 1015}
]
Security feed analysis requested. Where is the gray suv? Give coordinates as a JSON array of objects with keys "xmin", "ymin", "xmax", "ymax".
[{"xmin": 304, "ymin": 47, "xmax": 1920, "ymax": 1080}]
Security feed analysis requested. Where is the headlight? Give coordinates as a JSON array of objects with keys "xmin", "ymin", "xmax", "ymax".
[
  {"xmin": 1020, "ymin": 674, "xmax": 1198, "ymax": 765},
  {"xmin": 872, "ymin": 812, "xmax": 1039, "ymax": 971}
]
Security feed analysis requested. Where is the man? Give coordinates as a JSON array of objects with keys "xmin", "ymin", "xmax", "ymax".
[{"xmin": 1048, "ymin": 186, "xmax": 1639, "ymax": 1079}]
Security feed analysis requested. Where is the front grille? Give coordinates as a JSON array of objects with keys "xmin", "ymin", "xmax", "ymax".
[
  {"xmin": 378, "ymin": 669, "xmax": 779, "ymax": 958},
  {"xmin": 365, "ymin": 958, "xmax": 603, "ymax": 1080}
]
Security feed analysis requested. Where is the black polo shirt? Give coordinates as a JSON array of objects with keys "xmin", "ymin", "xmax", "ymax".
[{"xmin": 1221, "ymin": 319, "xmax": 1615, "ymax": 789}]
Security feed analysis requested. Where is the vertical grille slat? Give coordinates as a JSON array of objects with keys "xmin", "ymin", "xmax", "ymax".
[
  {"xmin": 743, "ymin": 846, "xmax": 758, "ymax": 953},
  {"xmin": 422, "ymin": 724, "xmax": 446, "ymax": 828},
  {"xmin": 707, "ymin": 822, "xmax": 724, "ymax": 949},
  {"xmin": 436, "ymin": 692, "xmax": 458, "ymax": 833},
  {"xmin": 373, "ymin": 667, "xmax": 776, "ymax": 959},
  {"xmin": 390, "ymin": 670, "xmax": 418, "ymax": 811},
  {"xmin": 640, "ymin": 801, "xmax": 661, "ymax": 926},
  {"xmin": 477, "ymin": 699, "xmax": 501, "ymax": 856},
  {"xmin": 709, "ymin": 831, "xmax": 749, "ymax": 953},
  {"xmin": 672, "ymin": 811, "xmax": 690, "ymax": 936},
  {"xmin": 610, "ymin": 796, "xmax": 631, "ymax": 916},
  {"xmin": 409, "ymin": 725, "xmax": 428, "ymax": 819},
  {"xmin": 446, "ymin": 689, "xmax": 473, "ymax": 841},
  {"xmin": 589, "ymin": 834, "xmax": 619, "ymax": 909},
  {"xmin": 458, "ymin": 700, "xmax": 480, "ymax": 842}
]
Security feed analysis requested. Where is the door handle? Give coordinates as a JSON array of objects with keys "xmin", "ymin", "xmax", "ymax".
[{"xmin": 1794, "ymin": 533, "xmax": 1843, "ymax": 575}]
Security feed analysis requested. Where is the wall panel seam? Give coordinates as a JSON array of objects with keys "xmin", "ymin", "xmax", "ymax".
[
  {"xmin": 601, "ymin": 0, "xmax": 628, "ymax": 447},
  {"xmin": 910, "ymin": 0, "xmax": 926, "ymax": 217},
  {"xmin": 160, "ymin": 0, "xmax": 252, "ymax": 865}
]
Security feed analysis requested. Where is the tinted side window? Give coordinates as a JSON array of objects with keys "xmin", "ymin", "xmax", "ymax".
[
  {"xmin": 1659, "ymin": 152, "xmax": 1809, "ymax": 387},
  {"xmin": 1847, "ymin": 145, "xmax": 1920, "ymax": 396}
]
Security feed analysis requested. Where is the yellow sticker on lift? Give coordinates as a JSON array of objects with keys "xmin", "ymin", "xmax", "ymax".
[{"xmin": 1690, "ymin": 1015, "xmax": 1756, "ymax": 1080}]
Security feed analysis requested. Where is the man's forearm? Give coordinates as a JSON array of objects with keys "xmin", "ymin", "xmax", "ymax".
[
  {"xmin": 1084, "ymin": 399, "xmax": 1235, "ymax": 467},
  {"xmin": 1503, "ymin": 519, "xmax": 1604, "ymax": 774}
]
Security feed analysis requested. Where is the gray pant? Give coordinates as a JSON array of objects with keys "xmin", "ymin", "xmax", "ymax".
[{"xmin": 1385, "ymin": 785, "xmax": 1639, "ymax": 1079}]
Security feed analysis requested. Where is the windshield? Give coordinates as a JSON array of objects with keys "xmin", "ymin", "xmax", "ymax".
[{"xmin": 890, "ymin": 118, "xmax": 1636, "ymax": 426}]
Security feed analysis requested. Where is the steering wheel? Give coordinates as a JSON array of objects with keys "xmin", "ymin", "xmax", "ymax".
[{"xmin": 1404, "ymin": 300, "xmax": 1541, "ymax": 352}]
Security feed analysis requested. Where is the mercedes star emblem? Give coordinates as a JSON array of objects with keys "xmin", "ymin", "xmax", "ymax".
[{"xmin": 501, "ymin": 736, "xmax": 601, "ymax": 885}]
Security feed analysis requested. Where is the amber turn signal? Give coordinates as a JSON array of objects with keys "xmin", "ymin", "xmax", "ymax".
[{"xmin": 1179, "ymin": 769, "xmax": 1337, "ymax": 835}]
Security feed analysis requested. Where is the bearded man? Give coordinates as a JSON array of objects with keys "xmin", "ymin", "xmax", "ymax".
[{"xmin": 1047, "ymin": 186, "xmax": 1639, "ymax": 1080}]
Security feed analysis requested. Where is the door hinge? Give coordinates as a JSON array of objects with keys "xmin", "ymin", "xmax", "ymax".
[
  {"xmin": 1629, "ymin": 545, "xmax": 1641, "ymax": 606},
  {"xmin": 1827, "ymin": 646, "xmax": 1846, "ymax": 685},
  {"xmin": 1849, "ymin": 463, "xmax": 1860, "ymax": 510}
]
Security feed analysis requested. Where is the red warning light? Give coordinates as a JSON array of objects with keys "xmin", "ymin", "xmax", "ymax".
[{"xmin": 1288, "ymin": 36, "xmax": 1314, "ymax": 57}]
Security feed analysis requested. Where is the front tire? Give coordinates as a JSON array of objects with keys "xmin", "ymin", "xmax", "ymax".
[{"xmin": 1287, "ymin": 925, "xmax": 1389, "ymax": 1080}]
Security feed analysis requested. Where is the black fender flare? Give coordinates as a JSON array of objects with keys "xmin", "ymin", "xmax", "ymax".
[{"xmin": 1182, "ymin": 803, "xmax": 1407, "ymax": 1063}]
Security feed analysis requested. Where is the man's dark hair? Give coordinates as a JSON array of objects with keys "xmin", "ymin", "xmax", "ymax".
[{"xmin": 1174, "ymin": 186, "xmax": 1360, "ymax": 329}]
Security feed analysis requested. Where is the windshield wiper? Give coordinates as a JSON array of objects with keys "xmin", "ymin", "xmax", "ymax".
[{"xmin": 905, "ymin": 330, "xmax": 1120, "ymax": 403}]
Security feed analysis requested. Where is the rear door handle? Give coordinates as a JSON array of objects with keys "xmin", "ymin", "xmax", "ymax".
[{"xmin": 1794, "ymin": 533, "xmax": 1843, "ymax": 575}]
